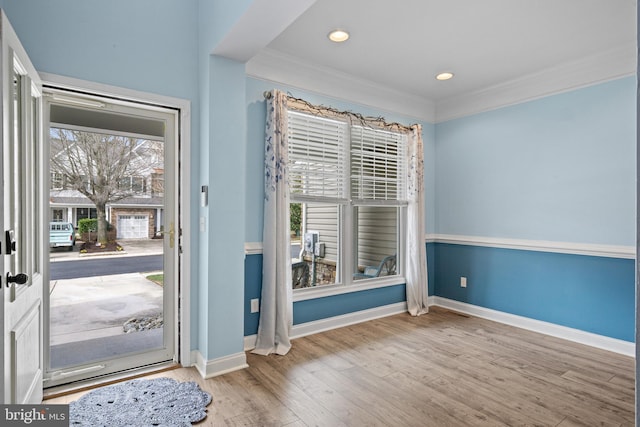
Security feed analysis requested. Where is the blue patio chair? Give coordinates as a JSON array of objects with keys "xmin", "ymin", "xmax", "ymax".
[{"xmin": 353, "ymin": 254, "xmax": 396, "ymax": 279}]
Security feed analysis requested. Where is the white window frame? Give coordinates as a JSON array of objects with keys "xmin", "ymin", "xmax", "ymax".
[
  {"xmin": 50, "ymin": 172, "xmax": 64, "ymax": 190},
  {"xmin": 288, "ymin": 110, "xmax": 408, "ymax": 302}
]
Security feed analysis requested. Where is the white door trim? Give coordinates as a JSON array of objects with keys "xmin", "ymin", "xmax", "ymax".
[{"xmin": 39, "ymin": 72, "xmax": 193, "ymax": 367}]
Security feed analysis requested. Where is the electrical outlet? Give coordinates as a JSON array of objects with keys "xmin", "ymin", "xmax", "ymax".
[
  {"xmin": 250, "ymin": 298, "xmax": 260, "ymax": 313},
  {"xmin": 460, "ymin": 277, "xmax": 467, "ymax": 288}
]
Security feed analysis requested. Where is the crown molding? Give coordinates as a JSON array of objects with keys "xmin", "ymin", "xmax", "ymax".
[
  {"xmin": 435, "ymin": 44, "xmax": 637, "ymax": 123},
  {"xmin": 246, "ymin": 48, "xmax": 436, "ymax": 123},
  {"xmin": 247, "ymin": 43, "xmax": 635, "ymax": 124}
]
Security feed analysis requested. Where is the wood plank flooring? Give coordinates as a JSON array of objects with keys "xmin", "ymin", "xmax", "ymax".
[{"xmin": 46, "ymin": 307, "xmax": 635, "ymax": 426}]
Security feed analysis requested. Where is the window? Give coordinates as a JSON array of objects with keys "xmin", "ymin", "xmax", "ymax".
[
  {"xmin": 51, "ymin": 209, "xmax": 64, "ymax": 222},
  {"xmin": 118, "ymin": 176, "xmax": 147, "ymax": 194},
  {"xmin": 151, "ymin": 170, "xmax": 164, "ymax": 197},
  {"xmin": 51, "ymin": 172, "xmax": 65, "ymax": 190},
  {"xmin": 288, "ymin": 110, "xmax": 407, "ymax": 290},
  {"xmin": 76, "ymin": 207, "xmax": 97, "ymax": 222}
]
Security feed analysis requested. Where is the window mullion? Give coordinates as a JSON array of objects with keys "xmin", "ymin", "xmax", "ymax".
[{"xmin": 342, "ymin": 127, "xmax": 352, "ymax": 286}]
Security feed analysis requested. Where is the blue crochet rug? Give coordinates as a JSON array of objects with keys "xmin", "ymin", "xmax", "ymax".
[{"xmin": 69, "ymin": 377, "xmax": 212, "ymax": 426}]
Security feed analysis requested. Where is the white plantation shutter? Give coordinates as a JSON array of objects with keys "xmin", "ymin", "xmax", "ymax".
[
  {"xmin": 287, "ymin": 111, "xmax": 348, "ymax": 201},
  {"xmin": 351, "ymin": 126, "xmax": 407, "ymax": 203}
]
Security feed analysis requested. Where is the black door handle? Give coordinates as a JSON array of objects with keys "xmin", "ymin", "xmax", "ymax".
[{"xmin": 6, "ymin": 273, "xmax": 28, "ymax": 286}]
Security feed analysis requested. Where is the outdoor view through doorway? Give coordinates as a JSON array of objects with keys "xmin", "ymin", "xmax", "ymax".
[{"xmin": 45, "ymin": 92, "xmax": 177, "ymax": 388}]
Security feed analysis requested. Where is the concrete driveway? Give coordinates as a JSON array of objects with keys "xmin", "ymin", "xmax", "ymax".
[
  {"xmin": 49, "ymin": 273, "xmax": 163, "ymax": 345},
  {"xmin": 48, "ymin": 238, "xmax": 165, "ymax": 345}
]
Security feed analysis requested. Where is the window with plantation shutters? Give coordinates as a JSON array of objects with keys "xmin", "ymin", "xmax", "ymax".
[
  {"xmin": 287, "ymin": 111, "xmax": 348, "ymax": 201},
  {"xmin": 286, "ymin": 105, "xmax": 409, "ymax": 292},
  {"xmin": 350, "ymin": 126, "xmax": 407, "ymax": 203}
]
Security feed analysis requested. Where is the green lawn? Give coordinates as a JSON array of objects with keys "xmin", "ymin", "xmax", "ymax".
[{"xmin": 146, "ymin": 273, "xmax": 164, "ymax": 286}]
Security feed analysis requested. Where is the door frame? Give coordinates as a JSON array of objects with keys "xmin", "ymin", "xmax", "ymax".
[{"xmin": 40, "ymin": 72, "xmax": 192, "ymax": 371}]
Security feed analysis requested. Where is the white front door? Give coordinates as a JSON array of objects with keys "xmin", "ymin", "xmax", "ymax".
[{"xmin": 1, "ymin": 11, "xmax": 45, "ymax": 404}]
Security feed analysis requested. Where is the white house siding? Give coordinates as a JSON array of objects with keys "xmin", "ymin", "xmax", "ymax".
[
  {"xmin": 355, "ymin": 206, "xmax": 397, "ymax": 269},
  {"xmin": 304, "ymin": 204, "xmax": 397, "ymax": 271},
  {"xmin": 303, "ymin": 203, "xmax": 338, "ymax": 262}
]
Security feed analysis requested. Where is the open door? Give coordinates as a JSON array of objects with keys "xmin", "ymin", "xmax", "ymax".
[
  {"xmin": 43, "ymin": 91, "xmax": 179, "ymax": 388},
  {"xmin": 1, "ymin": 11, "xmax": 45, "ymax": 404}
]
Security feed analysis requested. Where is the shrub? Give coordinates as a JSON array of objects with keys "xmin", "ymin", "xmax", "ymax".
[
  {"xmin": 290, "ymin": 203, "xmax": 301, "ymax": 236},
  {"xmin": 78, "ymin": 218, "xmax": 116, "ymax": 242},
  {"xmin": 77, "ymin": 218, "xmax": 98, "ymax": 234}
]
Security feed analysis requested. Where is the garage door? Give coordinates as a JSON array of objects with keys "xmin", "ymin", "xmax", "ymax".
[{"xmin": 117, "ymin": 214, "xmax": 149, "ymax": 239}]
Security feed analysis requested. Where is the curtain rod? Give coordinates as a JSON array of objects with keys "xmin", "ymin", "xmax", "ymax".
[{"xmin": 263, "ymin": 90, "xmax": 415, "ymax": 133}]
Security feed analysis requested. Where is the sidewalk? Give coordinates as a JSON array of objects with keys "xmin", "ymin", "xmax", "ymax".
[{"xmin": 50, "ymin": 238, "xmax": 164, "ymax": 262}]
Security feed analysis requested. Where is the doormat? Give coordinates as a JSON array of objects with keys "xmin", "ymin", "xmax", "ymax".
[{"xmin": 69, "ymin": 377, "xmax": 212, "ymax": 426}]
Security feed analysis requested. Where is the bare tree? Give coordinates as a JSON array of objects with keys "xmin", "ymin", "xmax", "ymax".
[{"xmin": 50, "ymin": 128, "xmax": 163, "ymax": 244}]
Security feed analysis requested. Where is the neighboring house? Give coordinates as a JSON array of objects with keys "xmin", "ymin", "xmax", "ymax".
[{"xmin": 49, "ymin": 168, "xmax": 165, "ymax": 240}]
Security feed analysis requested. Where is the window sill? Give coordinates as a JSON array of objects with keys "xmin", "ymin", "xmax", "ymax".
[{"xmin": 292, "ymin": 276, "xmax": 406, "ymax": 302}]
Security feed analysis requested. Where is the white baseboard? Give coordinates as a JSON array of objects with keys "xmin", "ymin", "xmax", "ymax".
[
  {"xmin": 432, "ymin": 297, "xmax": 635, "ymax": 357},
  {"xmin": 242, "ymin": 296, "xmax": 633, "ymax": 359},
  {"xmin": 244, "ymin": 335, "xmax": 257, "ymax": 352},
  {"xmin": 243, "ymin": 301, "xmax": 408, "ymax": 351},
  {"xmin": 292, "ymin": 301, "xmax": 407, "ymax": 339},
  {"xmin": 192, "ymin": 350, "xmax": 249, "ymax": 379}
]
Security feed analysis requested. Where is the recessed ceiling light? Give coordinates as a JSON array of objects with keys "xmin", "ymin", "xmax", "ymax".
[
  {"xmin": 328, "ymin": 29, "xmax": 350, "ymax": 43},
  {"xmin": 436, "ymin": 72, "xmax": 454, "ymax": 81}
]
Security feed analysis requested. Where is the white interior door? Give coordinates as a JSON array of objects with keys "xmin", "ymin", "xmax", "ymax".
[{"xmin": 1, "ymin": 11, "xmax": 45, "ymax": 404}]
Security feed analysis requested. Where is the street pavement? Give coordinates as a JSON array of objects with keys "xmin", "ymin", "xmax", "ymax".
[
  {"xmin": 51, "ymin": 255, "xmax": 162, "ymax": 280},
  {"xmin": 49, "ymin": 239, "xmax": 164, "ymax": 346}
]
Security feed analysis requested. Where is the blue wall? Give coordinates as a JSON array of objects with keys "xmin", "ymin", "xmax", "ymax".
[
  {"xmin": 433, "ymin": 244, "xmax": 635, "ymax": 341},
  {"xmin": 433, "ymin": 77, "xmax": 636, "ymax": 343}
]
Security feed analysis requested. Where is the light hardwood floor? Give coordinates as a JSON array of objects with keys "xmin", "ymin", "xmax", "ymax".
[{"xmin": 47, "ymin": 307, "xmax": 635, "ymax": 426}]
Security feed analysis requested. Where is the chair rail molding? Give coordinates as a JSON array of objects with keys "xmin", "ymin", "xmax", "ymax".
[{"xmin": 426, "ymin": 234, "xmax": 635, "ymax": 259}]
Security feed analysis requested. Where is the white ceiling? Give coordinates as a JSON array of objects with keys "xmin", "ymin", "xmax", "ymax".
[{"xmin": 221, "ymin": 0, "xmax": 637, "ymax": 121}]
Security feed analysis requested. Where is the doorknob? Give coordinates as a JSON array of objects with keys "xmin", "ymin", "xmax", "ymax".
[
  {"xmin": 168, "ymin": 222, "xmax": 174, "ymax": 249},
  {"xmin": 6, "ymin": 273, "xmax": 28, "ymax": 286},
  {"xmin": 158, "ymin": 222, "xmax": 175, "ymax": 248}
]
